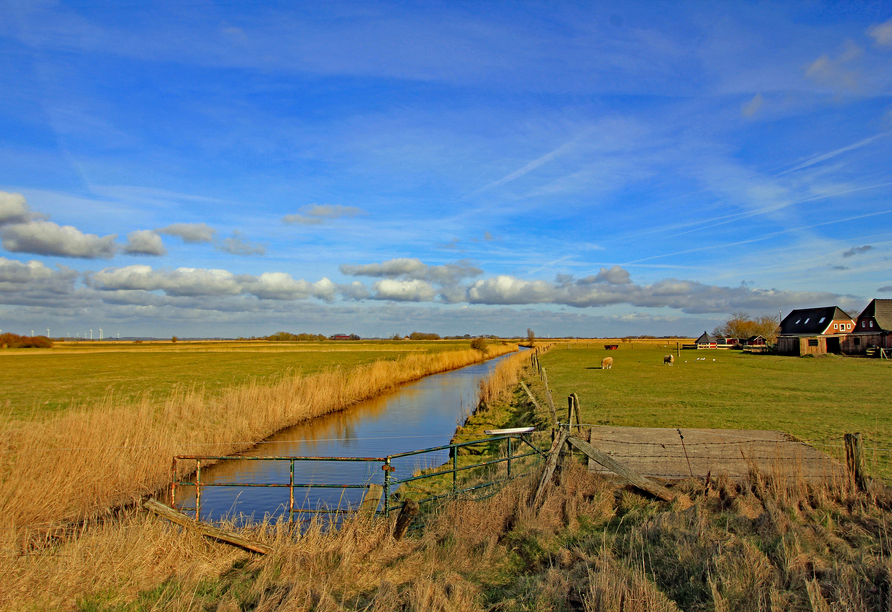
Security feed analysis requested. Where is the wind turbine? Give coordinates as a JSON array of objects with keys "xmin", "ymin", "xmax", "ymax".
[
  {"xmin": 90, "ymin": 329, "xmax": 93, "ymax": 340},
  {"xmin": 46, "ymin": 328, "xmax": 50, "ymax": 338},
  {"xmin": 99, "ymin": 328, "xmax": 103, "ymax": 340}
]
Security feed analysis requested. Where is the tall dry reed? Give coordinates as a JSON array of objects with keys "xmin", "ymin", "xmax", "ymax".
[{"xmin": 0, "ymin": 345, "xmax": 516, "ymax": 535}]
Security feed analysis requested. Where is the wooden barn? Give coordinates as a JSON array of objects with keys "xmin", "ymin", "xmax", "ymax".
[
  {"xmin": 841, "ymin": 298, "xmax": 892, "ymax": 355},
  {"xmin": 777, "ymin": 306, "xmax": 855, "ymax": 356}
]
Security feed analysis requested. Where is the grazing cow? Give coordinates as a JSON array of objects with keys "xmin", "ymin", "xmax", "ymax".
[
  {"xmin": 601, "ymin": 357, "xmax": 613, "ymax": 370},
  {"xmin": 663, "ymin": 354, "xmax": 674, "ymax": 366}
]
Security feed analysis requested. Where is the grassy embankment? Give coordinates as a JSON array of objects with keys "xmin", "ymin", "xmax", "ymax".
[
  {"xmin": 0, "ymin": 340, "xmax": 516, "ymax": 535},
  {"xmin": 9, "ymin": 343, "xmax": 892, "ymax": 611},
  {"xmin": 538, "ymin": 341, "xmax": 892, "ymax": 479}
]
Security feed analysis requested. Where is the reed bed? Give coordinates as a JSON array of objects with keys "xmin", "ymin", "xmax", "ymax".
[{"xmin": 0, "ymin": 344, "xmax": 516, "ymax": 537}]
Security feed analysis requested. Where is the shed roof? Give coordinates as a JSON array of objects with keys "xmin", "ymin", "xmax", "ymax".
[
  {"xmin": 696, "ymin": 331, "xmax": 717, "ymax": 343},
  {"xmin": 859, "ymin": 299, "xmax": 892, "ymax": 331},
  {"xmin": 779, "ymin": 306, "xmax": 852, "ymax": 335}
]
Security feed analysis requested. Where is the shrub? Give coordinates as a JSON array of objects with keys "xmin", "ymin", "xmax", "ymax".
[
  {"xmin": 0, "ymin": 333, "xmax": 53, "ymax": 349},
  {"xmin": 470, "ymin": 337, "xmax": 488, "ymax": 352}
]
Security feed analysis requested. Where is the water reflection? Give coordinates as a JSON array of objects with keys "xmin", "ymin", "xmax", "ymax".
[{"xmin": 178, "ymin": 352, "xmax": 517, "ymax": 522}]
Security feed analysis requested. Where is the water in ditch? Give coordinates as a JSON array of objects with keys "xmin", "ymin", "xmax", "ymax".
[{"xmin": 175, "ymin": 350, "xmax": 522, "ymax": 522}]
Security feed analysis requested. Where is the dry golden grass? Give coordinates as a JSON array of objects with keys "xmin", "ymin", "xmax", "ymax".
[{"xmin": 0, "ymin": 344, "xmax": 516, "ymax": 538}]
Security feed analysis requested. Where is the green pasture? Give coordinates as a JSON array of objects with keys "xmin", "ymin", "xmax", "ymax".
[
  {"xmin": 539, "ymin": 343, "xmax": 892, "ymax": 477},
  {"xmin": 0, "ymin": 339, "xmax": 474, "ymax": 417}
]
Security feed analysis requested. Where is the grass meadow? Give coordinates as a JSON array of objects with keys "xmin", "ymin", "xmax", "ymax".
[
  {"xmin": 0, "ymin": 339, "xmax": 479, "ymax": 417},
  {"xmin": 538, "ymin": 341, "xmax": 892, "ymax": 479}
]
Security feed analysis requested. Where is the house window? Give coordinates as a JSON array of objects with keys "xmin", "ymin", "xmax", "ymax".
[
  {"xmin": 870, "ymin": 321, "xmax": 874, "ymax": 328},
  {"xmin": 808, "ymin": 339, "xmax": 819, "ymax": 347},
  {"xmin": 804, "ymin": 318, "xmax": 810, "ymax": 324},
  {"xmin": 863, "ymin": 321, "xmax": 866, "ymax": 328},
  {"xmin": 819, "ymin": 317, "xmax": 826, "ymax": 323},
  {"xmin": 855, "ymin": 337, "xmax": 861, "ymax": 346},
  {"xmin": 795, "ymin": 319, "xmax": 801, "ymax": 324},
  {"xmin": 834, "ymin": 323, "xmax": 838, "ymax": 330}
]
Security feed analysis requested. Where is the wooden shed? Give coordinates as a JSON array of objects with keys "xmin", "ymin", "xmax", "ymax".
[{"xmin": 777, "ymin": 306, "xmax": 855, "ymax": 356}]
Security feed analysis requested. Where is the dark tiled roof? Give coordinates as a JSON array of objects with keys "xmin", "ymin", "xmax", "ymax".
[
  {"xmin": 779, "ymin": 306, "xmax": 852, "ymax": 335},
  {"xmin": 696, "ymin": 331, "xmax": 716, "ymax": 344},
  {"xmin": 861, "ymin": 299, "xmax": 892, "ymax": 331}
]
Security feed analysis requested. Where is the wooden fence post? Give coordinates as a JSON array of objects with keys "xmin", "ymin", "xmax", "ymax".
[
  {"xmin": 844, "ymin": 433, "xmax": 867, "ymax": 491},
  {"xmin": 392, "ymin": 500, "xmax": 419, "ymax": 540}
]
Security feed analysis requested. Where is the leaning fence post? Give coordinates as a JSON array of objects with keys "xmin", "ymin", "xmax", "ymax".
[
  {"xmin": 195, "ymin": 459, "xmax": 202, "ymax": 521},
  {"xmin": 393, "ymin": 500, "xmax": 419, "ymax": 541},
  {"xmin": 845, "ymin": 433, "xmax": 867, "ymax": 491}
]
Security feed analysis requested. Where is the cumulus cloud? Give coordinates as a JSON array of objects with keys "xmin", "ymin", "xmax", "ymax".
[
  {"xmin": 156, "ymin": 223, "xmax": 216, "ymax": 243},
  {"xmin": 577, "ymin": 266, "xmax": 632, "ymax": 285},
  {"xmin": 0, "ymin": 191, "xmax": 41, "ymax": 225},
  {"xmin": 868, "ymin": 18, "xmax": 892, "ymax": 47},
  {"xmin": 464, "ymin": 274, "xmax": 841, "ymax": 314},
  {"xmin": 1, "ymin": 220, "xmax": 118, "ymax": 259},
  {"xmin": 282, "ymin": 204, "xmax": 365, "ymax": 225},
  {"xmin": 215, "ymin": 231, "xmax": 266, "ymax": 256},
  {"xmin": 0, "ymin": 257, "xmax": 80, "ymax": 304},
  {"xmin": 340, "ymin": 258, "xmax": 482, "ymax": 285},
  {"xmin": 240, "ymin": 273, "xmax": 336, "ymax": 301},
  {"xmin": 124, "ymin": 230, "xmax": 166, "ymax": 256},
  {"xmin": 91, "ymin": 265, "xmax": 242, "ymax": 296},
  {"xmin": 372, "ymin": 279, "xmax": 437, "ymax": 302},
  {"xmin": 741, "ymin": 93, "xmax": 764, "ymax": 118},
  {"xmin": 842, "ymin": 245, "xmax": 873, "ymax": 257}
]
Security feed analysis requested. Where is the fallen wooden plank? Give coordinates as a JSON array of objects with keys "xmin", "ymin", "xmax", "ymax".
[
  {"xmin": 143, "ymin": 498, "xmax": 273, "ymax": 555},
  {"xmin": 567, "ymin": 436, "xmax": 675, "ymax": 502},
  {"xmin": 532, "ymin": 428, "xmax": 570, "ymax": 508}
]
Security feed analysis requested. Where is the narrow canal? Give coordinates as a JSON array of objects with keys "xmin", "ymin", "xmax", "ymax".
[{"xmin": 176, "ymin": 349, "xmax": 522, "ymax": 522}]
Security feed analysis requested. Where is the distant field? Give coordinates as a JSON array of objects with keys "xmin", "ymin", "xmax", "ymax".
[
  {"xmin": 0, "ymin": 339, "xmax": 478, "ymax": 416},
  {"xmin": 539, "ymin": 343, "xmax": 892, "ymax": 477}
]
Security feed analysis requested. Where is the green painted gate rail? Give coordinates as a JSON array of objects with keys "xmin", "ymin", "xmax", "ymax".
[{"xmin": 170, "ymin": 432, "xmax": 546, "ymax": 522}]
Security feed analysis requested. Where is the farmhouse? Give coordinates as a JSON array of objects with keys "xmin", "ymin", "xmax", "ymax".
[
  {"xmin": 841, "ymin": 298, "xmax": 892, "ymax": 355},
  {"xmin": 777, "ymin": 306, "xmax": 855, "ymax": 356},
  {"xmin": 695, "ymin": 332, "xmax": 739, "ymax": 349}
]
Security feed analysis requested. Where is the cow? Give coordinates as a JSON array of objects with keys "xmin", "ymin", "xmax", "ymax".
[
  {"xmin": 663, "ymin": 354, "xmax": 675, "ymax": 366},
  {"xmin": 601, "ymin": 357, "xmax": 613, "ymax": 370}
]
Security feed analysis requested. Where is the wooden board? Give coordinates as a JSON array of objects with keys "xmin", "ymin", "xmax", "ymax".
[{"xmin": 585, "ymin": 426, "xmax": 845, "ymax": 483}]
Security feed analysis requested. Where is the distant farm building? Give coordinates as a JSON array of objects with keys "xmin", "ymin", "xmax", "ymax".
[
  {"xmin": 694, "ymin": 332, "xmax": 740, "ymax": 349},
  {"xmin": 777, "ymin": 306, "xmax": 855, "ymax": 356}
]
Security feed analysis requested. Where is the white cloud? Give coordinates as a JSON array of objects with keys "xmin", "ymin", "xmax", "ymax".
[
  {"xmin": 124, "ymin": 230, "xmax": 166, "ymax": 256},
  {"xmin": 0, "ymin": 220, "xmax": 118, "ymax": 259},
  {"xmin": 0, "ymin": 191, "xmax": 38, "ymax": 225},
  {"xmin": 0, "ymin": 257, "xmax": 54, "ymax": 283},
  {"xmin": 868, "ymin": 18, "xmax": 892, "ymax": 47},
  {"xmin": 340, "ymin": 258, "xmax": 482, "ymax": 284},
  {"xmin": 215, "ymin": 231, "xmax": 266, "ymax": 256},
  {"xmin": 156, "ymin": 223, "xmax": 217, "ymax": 243},
  {"xmin": 241, "ymin": 273, "xmax": 336, "ymax": 301},
  {"xmin": 282, "ymin": 204, "xmax": 365, "ymax": 225},
  {"xmin": 740, "ymin": 93, "xmax": 764, "ymax": 118},
  {"xmin": 372, "ymin": 279, "xmax": 437, "ymax": 302},
  {"xmin": 0, "ymin": 257, "xmax": 80, "ymax": 304},
  {"xmin": 577, "ymin": 266, "xmax": 632, "ymax": 285},
  {"xmin": 91, "ymin": 265, "xmax": 241, "ymax": 296}
]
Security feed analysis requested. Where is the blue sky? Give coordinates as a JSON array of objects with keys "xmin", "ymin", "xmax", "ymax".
[{"xmin": 1, "ymin": 1, "xmax": 891, "ymax": 338}]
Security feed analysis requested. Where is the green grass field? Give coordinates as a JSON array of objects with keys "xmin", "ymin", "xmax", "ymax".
[
  {"xmin": 539, "ymin": 343, "xmax": 892, "ymax": 476},
  {"xmin": 0, "ymin": 339, "xmax": 477, "ymax": 416}
]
